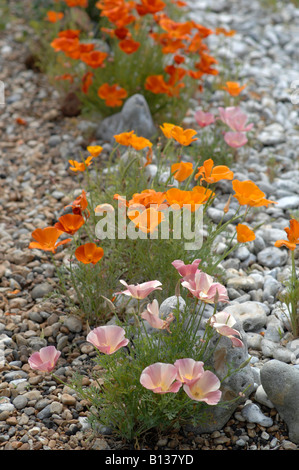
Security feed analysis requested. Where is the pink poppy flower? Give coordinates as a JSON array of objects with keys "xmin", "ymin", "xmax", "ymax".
[
  {"xmin": 116, "ymin": 280, "xmax": 162, "ymax": 300},
  {"xmin": 183, "ymin": 370, "xmax": 222, "ymax": 404},
  {"xmin": 218, "ymin": 107, "xmax": 253, "ymax": 132},
  {"xmin": 28, "ymin": 346, "xmax": 61, "ymax": 372},
  {"xmin": 174, "ymin": 358, "xmax": 204, "ymax": 385},
  {"xmin": 209, "ymin": 311, "xmax": 243, "ymax": 347},
  {"xmin": 86, "ymin": 325, "xmax": 129, "ymax": 354},
  {"xmin": 194, "ymin": 110, "xmax": 215, "ymax": 128},
  {"xmin": 224, "ymin": 131, "xmax": 248, "ymax": 148},
  {"xmin": 181, "ymin": 270, "xmax": 228, "ymax": 304},
  {"xmin": 171, "ymin": 259, "xmax": 201, "ymax": 282},
  {"xmin": 140, "ymin": 362, "xmax": 182, "ymax": 394},
  {"xmin": 141, "ymin": 299, "xmax": 174, "ymax": 333}
]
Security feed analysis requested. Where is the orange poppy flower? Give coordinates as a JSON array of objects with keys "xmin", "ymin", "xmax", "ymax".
[
  {"xmin": 80, "ymin": 50, "xmax": 108, "ymax": 68},
  {"xmin": 65, "ymin": 190, "xmax": 89, "ymax": 217},
  {"xmin": 232, "ymin": 180, "xmax": 277, "ymax": 207},
  {"xmin": 113, "ymin": 131, "xmax": 152, "ymax": 150},
  {"xmin": 274, "ymin": 219, "xmax": 299, "ymax": 251},
  {"xmin": 87, "ymin": 145, "xmax": 103, "ymax": 157},
  {"xmin": 165, "ymin": 188, "xmax": 191, "ymax": 209},
  {"xmin": 145, "ymin": 75, "xmax": 170, "ymax": 95},
  {"xmin": 195, "ymin": 158, "xmax": 234, "ymax": 184},
  {"xmin": 171, "ymin": 161, "xmax": 193, "ymax": 182},
  {"xmin": 128, "ymin": 189, "xmax": 166, "ymax": 210},
  {"xmin": 54, "ymin": 73, "xmax": 74, "ymax": 83},
  {"xmin": 236, "ymin": 224, "xmax": 256, "ymax": 243},
  {"xmin": 54, "ymin": 214, "xmax": 85, "ymax": 235},
  {"xmin": 46, "ymin": 11, "xmax": 64, "ymax": 23},
  {"xmin": 194, "ymin": 53, "xmax": 218, "ymax": 76},
  {"xmin": 165, "ymin": 187, "xmax": 212, "ymax": 212},
  {"xmin": 127, "ymin": 207, "xmax": 165, "ymax": 233},
  {"xmin": 158, "ymin": 16, "xmax": 193, "ymax": 39},
  {"xmin": 58, "ymin": 29, "xmax": 80, "ymax": 39},
  {"xmin": 118, "ymin": 38, "xmax": 140, "ymax": 54},
  {"xmin": 222, "ymin": 81, "xmax": 247, "ymax": 96},
  {"xmin": 29, "ymin": 227, "xmax": 71, "ymax": 253},
  {"xmin": 68, "ymin": 156, "xmax": 93, "ymax": 172},
  {"xmin": 63, "ymin": 0, "xmax": 88, "ymax": 6},
  {"xmin": 81, "ymin": 71, "xmax": 93, "ymax": 94},
  {"xmin": 215, "ymin": 27, "xmax": 236, "ymax": 36},
  {"xmin": 170, "ymin": 125, "xmax": 198, "ymax": 146},
  {"xmin": 97, "ymin": 83, "xmax": 128, "ymax": 107},
  {"xmin": 160, "ymin": 122, "xmax": 175, "ymax": 138},
  {"xmin": 51, "ymin": 37, "xmax": 80, "ymax": 55},
  {"xmin": 136, "ymin": 0, "xmax": 166, "ymax": 15},
  {"xmin": 75, "ymin": 243, "xmax": 104, "ymax": 264}
]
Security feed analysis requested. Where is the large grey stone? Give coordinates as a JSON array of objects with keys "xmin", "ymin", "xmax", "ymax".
[
  {"xmin": 260, "ymin": 360, "xmax": 299, "ymax": 444},
  {"xmin": 95, "ymin": 94, "xmax": 157, "ymax": 143},
  {"xmin": 222, "ymin": 301, "xmax": 268, "ymax": 332}
]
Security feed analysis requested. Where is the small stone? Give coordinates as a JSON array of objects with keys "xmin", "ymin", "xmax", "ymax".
[
  {"xmin": 60, "ymin": 394, "xmax": 77, "ymax": 406},
  {"xmin": 12, "ymin": 395, "xmax": 28, "ymax": 410},
  {"xmin": 31, "ymin": 283, "xmax": 53, "ymax": 299}
]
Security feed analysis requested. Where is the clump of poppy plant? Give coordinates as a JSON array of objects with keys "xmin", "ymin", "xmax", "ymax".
[{"xmin": 30, "ymin": 0, "xmax": 225, "ymax": 123}]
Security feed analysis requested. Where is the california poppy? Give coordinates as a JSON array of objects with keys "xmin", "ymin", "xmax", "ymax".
[
  {"xmin": 68, "ymin": 156, "xmax": 93, "ymax": 172},
  {"xmin": 128, "ymin": 189, "xmax": 166, "ymax": 210},
  {"xmin": 222, "ymin": 81, "xmax": 247, "ymax": 96},
  {"xmin": 160, "ymin": 122, "xmax": 175, "ymax": 138},
  {"xmin": 87, "ymin": 145, "xmax": 103, "ymax": 157},
  {"xmin": 65, "ymin": 190, "xmax": 89, "ymax": 217},
  {"xmin": 236, "ymin": 224, "xmax": 256, "ymax": 243},
  {"xmin": 97, "ymin": 83, "xmax": 128, "ymax": 107},
  {"xmin": 75, "ymin": 243, "xmax": 104, "ymax": 264},
  {"xmin": 274, "ymin": 219, "xmax": 299, "ymax": 251},
  {"xmin": 29, "ymin": 227, "xmax": 71, "ymax": 253},
  {"xmin": 54, "ymin": 214, "xmax": 85, "ymax": 235},
  {"xmin": 63, "ymin": 0, "xmax": 88, "ymax": 6},
  {"xmin": 46, "ymin": 11, "xmax": 64, "ymax": 23},
  {"xmin": 118, "ymin": 38, "xmax": 140, "ymax": 54},
  {"xmin": 145, "ymin": 75, "xmax": 171, "ymax": 95},
  {"xmin": 171, "ymin": 161, "xmax": 193, "ymax": 182},
  {"xmin": 113, "ymin": 130, "xmax": 152, "ymax": 150},
  {"xmin": 136, "ymin": 0, "xmax": 166, "ymax": 15},
  {"xmin": 170, "ymin": 125, "xmax": 198, "ymax": 146},
  {"xmin": 195, "ymin": 158, "xmax": 234, "ymax": 184},
  {"xmin": 232, "ymin": 180, "xmax": 277, "ymax": 207},
  {"xmin": 80, "ymin": 50, "xmax": 108, "ymax": 68}
]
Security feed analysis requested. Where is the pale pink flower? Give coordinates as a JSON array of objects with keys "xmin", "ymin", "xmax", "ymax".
[
  {"xmin": 28, "ymin": 346, "xmax": 61, "ymax": 372},
  {"xmin": 117, "ymin": 280, "xmax": 162, "ymax": 300},
  {"xmin": 140, "ymin": 362, "xmax": 182, "ymax": 394},
  {"xmin": 194, "ymin": 110, "xmax": 215, "ymax": 128},
  {"xmin": 141, "ymin": 299, "xmax": 174, "ymax": 333},
  {"xmin": 174, "ymin": 358, "xmax": 204, "ymax": 385},
  {"xmin": 181, "ymin": 270, "xmax": 228, "ymax": 304},
  {"xmin": 183, "ymin": 370, "xmax": 222, "ymax": 404},
  {"xmin": 86, "ymin": 325, "xmax": 129, "ymax": 354},
  {"xmin": 172, "ymin": 259, "xmax": 201, "ymax": 282},
  {"xmin": 218, "ymin": 106, "xmax": 253, "ymax": 132},
  {"xmin": 209, "ymin": 311, "xmax": 243, "ymax": 347},
  {"xmin": 224, "ymin": 131, "xmax": 248, "ymax": 148}
]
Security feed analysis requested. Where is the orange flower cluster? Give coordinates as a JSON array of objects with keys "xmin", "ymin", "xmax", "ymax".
[
  {"xmin": 160, "ymin": 123, "xmax": 198, "ymax": 146},
  {"xmin": 114, "ymin": 130, "xmax": 152, "ymax": 149},
  {"xmin": 46, "ymin": 11, "xmax": 64, "ymax": 23},
  {"xmin": 51, "ymin": 29, "xmax": 107, "ymax": 67},
  {"xmin": 165, "ymin": 187, "xmax": 214, "ymax": 212}
]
